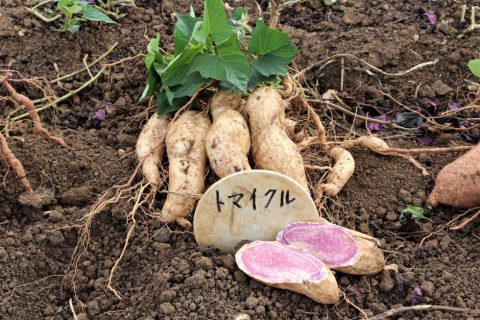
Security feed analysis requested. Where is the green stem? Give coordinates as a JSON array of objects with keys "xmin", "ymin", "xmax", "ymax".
[
  {"xmin": 460, "ymin": 4, "xmax": 467, "ymax": 23},
  {"xmin": 12, "ymin": 67, "xmax": 107, "ymax": 122},
  {"xmin": 93, "ymin": 5, "xmax": 119, "ymax": 19},
  {"xmin": 51, "ymin": 42, "xmax": 118, "ymax": 84},
  {"xmin": 25, "ymin": 2, "xmax": 62, "ymax": 23}
]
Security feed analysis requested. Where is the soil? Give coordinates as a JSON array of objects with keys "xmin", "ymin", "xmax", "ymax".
[{"xmin": 1, "ymin": 0, "xmax": 479, "ymax": 319}]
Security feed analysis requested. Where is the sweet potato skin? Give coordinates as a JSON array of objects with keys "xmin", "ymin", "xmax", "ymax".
[
  {"xmin": 335, "ymin": 229, "xmax": 385, "ymax": 275},
  {"xmin": 206, "ymin": 91, "xmax": 251, "ymax": 178},
  {"xmin": 246, "ymin": 87, "xmax": 308, "ymax": 190},
  {"xmin": 136, "ymin": 113, "xmax": 171, "ymax": 189},
  {"xmin": 428, "ymin": 143, "xmax": 480, "ymax": 208},
  {"xmin": 161, "ymin": 111, "xmax": 210, "ymax": 226},
  {"xmin": 318, "ymin": 147, "xmax": 355, "ymax": 197}
]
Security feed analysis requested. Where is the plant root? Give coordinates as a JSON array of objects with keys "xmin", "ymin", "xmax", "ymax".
[
  {"xmin": 1, "ymin": 73, "xmax": 67, "ymax": 148},
  {"xmin": 0, "ymin": 132, "xmax": 33, "ymax": 192},
  {"xmin": 450, "ymin": 209, "xmax": 480, "ymax": 231},
  {"xmin": 368, "ymin": 304, "xmax": 474, "ymax": 320},
  {"xmin": 280, "ymin": 75, "xmax": 328, "ymax": 150},
  {"xmin": 339, "ymin": 136, "xmax": 430, "ymax": 176}
]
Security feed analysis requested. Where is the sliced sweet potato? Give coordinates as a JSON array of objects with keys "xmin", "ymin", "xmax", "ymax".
[
  {"xmin": 277, "ymin": 222, "xmax": 385, "ymax": 275},
  {"xmin": 235, "ymin": 241, "xmax": 340, "ymax": 304}
]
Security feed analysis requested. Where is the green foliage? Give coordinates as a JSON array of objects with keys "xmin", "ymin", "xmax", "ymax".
[
  {"xmin": 468, "ymin": 59, "xmax": 480, "ymax": 78},
  {"xmin": 323, "ymin": 0, "xmax": 346, "ymax": 10},
  {"xmin": 27, "ymin": 0, "xmax": 122, "ymax": 33},
  {"xmin": 400, "ymin": 205, "xmax": 432, "ymax": 222},
  {"xmin": 142, "ymin": 0, "xmax": 297, "ymax": 116},
  {"xmin": 57, "ymin": 0, "xmax": 116, "ymax": 32}
]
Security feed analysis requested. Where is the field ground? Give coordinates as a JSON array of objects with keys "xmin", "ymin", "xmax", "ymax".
[{"xmin": 0, "ymin": 0, "xmax": 479, "ymax": 319}]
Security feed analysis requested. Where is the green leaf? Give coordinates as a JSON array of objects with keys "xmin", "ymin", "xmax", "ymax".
[
  {"xmin": 161, "ymin": 43, "xmax": 204, "ymax": 86},
  {"xmin": 199, "ymin": 0, "xmax": 234, "ymax": 45},
  {"xmin": 401, "ymin": 205, "xmax": 432, "ymax": 222},
  {"xmin": 139, "ymin": 69, "xmax": 159, "ymax": 102},
  {"xmin": 232, "ymin": 7, "xmax": 247, "ymax": 21},
  {"xmin": 189, "ymin": 34, "xmax": 249, "ymax": 91},
  {"xmin": 145, "ymin": 34, "xmax": 161, "ymax": 69},
  {"xmin": 174, "ymin": 13, "xmax": 202, "ymax": 54},
  {"xmin": 82, "ymin": 6, "xmax": 116, "ymax": 24},
  {"xmin": 468, "ymin": 59, "xmax": 480, "ymax": 78},
  {"xmin": 396, "ymin": 112, "xmax": 423, "ymax": 128},
  {"xmin": 247, "ymin": 19, "xmax": 297, "ymax": 87}
]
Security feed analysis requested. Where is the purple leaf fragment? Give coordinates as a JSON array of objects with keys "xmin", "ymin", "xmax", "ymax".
[
  {"xmin": 416, "ymin": 134, "xmax": 435, "ymax": 145},
  {"xmin": 422, "ymin": 99, "xmax": 437, "ymax": 109},
  {"xmin": 367, "ymin": 114, "xmax": 388, "ymax": 132},
  {"xmin": 412, "ymin": 287, "xmax": 422, "ymax": 305},
  {"xmin": 448, "ymin": 102, "xmax": 459, "ymax": 110},
  {"xmin": 93, "ymin": 107, "xmax": 107, "ymax": 121},
  {"xmin": 424, "ymin": 10, "xmax": 437, "ymax": 26},
  {"xmin": 459, "ymin": 125, "xmax": 476, "ymax": 142}
]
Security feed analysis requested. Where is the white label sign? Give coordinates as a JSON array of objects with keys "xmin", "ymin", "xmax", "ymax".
[{"xmin": 194, "ymin": 170, "xmax": 320, "ymax": 252}]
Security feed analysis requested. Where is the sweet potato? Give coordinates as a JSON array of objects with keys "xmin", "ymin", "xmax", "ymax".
[
  {"xmin": 246, "ymin": 87, "xmax": 308, "ymax": 190},
  {"xmin": 136, "ymin": 113, "xmax": 171, "ymax": 189},
  {"xmin": 206, "ymin": 91, "xmax": 251, "ymax": 178},
  {"xmin": 284, "ymin": 119, "xmax": 305, "ymax": 143},
  {"xmin": 235, "ymin": 241, "xmax": 340, "ymax": 304},
  {"xmin": 161, "ymin": 111, "xmax": 210, "ymax": 227},
  {"xmin": 428, "ymin": 143, "xmax": 480, "ymax": 208},
  {"xmin": 317, "ymin": 147, "xmax": 354, "ymax": 197},
  {"xmin": 277, "ymin": 222, "xmax": 385, "ymax": 275}
]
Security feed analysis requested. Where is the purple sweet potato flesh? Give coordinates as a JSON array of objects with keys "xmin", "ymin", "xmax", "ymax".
[
  {"xmin": 277, "ymin": 222, "xmax": 360, "ymax": 268},
  {"xmin": 235, "ymin": 241, "xmax": 340, "ymax": 304},
  {"xmin": 277, "ymin": 222, "xmax": 385, "ymax": 275}
]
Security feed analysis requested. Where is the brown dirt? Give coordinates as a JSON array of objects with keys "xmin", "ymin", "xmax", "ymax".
[{"xmin": 1, "ymin": 0, "xmax": 479, "ymax": 319}]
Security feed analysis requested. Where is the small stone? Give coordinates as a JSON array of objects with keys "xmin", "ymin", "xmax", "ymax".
[
  {"xmin": 48, "ymin": 231, "xmax": 65, "ymax": 246},
  {"xmin": 245, "ymin": 297, "xmax": 259, "ymax": 309},
  {"xmin": 87, "ymin": 300, "xmax": 100, "ymax": 317},
  {"xmin": 342, "ymin": 8, "xmax": 364, "ymax": 25},
  {"xmin": 412, "ymin": 197, "xmax": 423, "ymax": 207},
  {"xmin": 76, "ymin": 313, "xmax": 89, "ymax": 320},
  {"xmin": 118, "ymin": 149, "xmax": 126, "ymax": 158},
  {"xmin": 234, "ymin": 314, "xmax": 251, "ymax": 320},
  {"xmin": 379, "ymin": 271, "xmax": 395, "ymax": 292},
  {"xmin": 159, "ymin": 302, "xmax": 175, "ymax": 315},
  {"xmin": 386, "ymin": 212, "xmax": 398, "ymax": 222},
  {"xmin": 159, "ymin": 290, "xmax": 177, "ymax": 302},
  {"xmin": 456, "ymin": 296, "xmax": 467, "ymax": 308},
  {"xmin": 431, "ymin": 80, "xmax": 453, "ymax": 96},
  {"xmin": 420, "ymin": 281, "xmax": 434, "ymax": 296},
  {"xmin": 375, "ymin": 207, "xmax": 387, "ymax": 217},
  {"xmin": 0, "ymin": 248, "xmax": 7, "ymax": 258},
  {"xmin": 215, "ymin": 267, "xmax": 229, "ymax": 280},
  {"xmin": 221, "ymin": 254, "xmax": 236, "ymax": 271},
  {"xmin": 185, "ymin": 274, "xmax": 207, "ymax": 289},
  {"xmin": 234, "ymin": 270, "xmax": 247, "ymax": 283},
  {"xmin": 195, "ymin": 256, "xmax": 213, "ymax": 270},
  {"xmin": 47, "ymin": 210, "xmax": 64, "ymax": 222},
  {"xmin": 152, "ymin": 242, "xmax": 171, "ymax": 252},
  {"xmin": 255, "ymin": 305, "xmax": 266, "ymax": 315}
]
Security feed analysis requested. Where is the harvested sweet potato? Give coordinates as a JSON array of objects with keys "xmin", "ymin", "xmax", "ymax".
[
  {"xmin": 235, "ymin": 241, "xmax": 340, "ymax": 304},
  {"xmin": 246, "ymin": 87, "xmax": 308, "ymax": 190},
  {"xmin": 277, "ymin": 222, "xmax": 385, "ymax": 275},
  {"xmin": 317, "ymin": 147, "xmax": 354, "ymax": 197},
  {"xmin": 206, "ymin": 91, "xmax": 251, "ymax": 178},
  {"xmin": 161, "ymin": 111, "xmax": 210, "ymax": 227},
  {"xmin": 136, "ymin": 113, "xmax": 171, "ymax": 189},
  {"xmin": 428, "ymin": 143, "xmax": 480, "ymax": 208}
]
